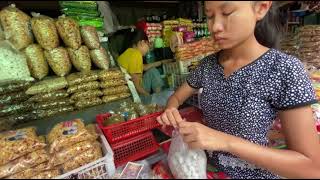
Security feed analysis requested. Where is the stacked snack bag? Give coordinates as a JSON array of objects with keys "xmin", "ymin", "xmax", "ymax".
[{"xmin": 146, "ymin": 23, "xmax": 163, "ymax": 45}]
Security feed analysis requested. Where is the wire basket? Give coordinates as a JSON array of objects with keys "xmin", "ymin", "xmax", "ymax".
[
  {"xmin": 96, "ymin": 112, "xmax": 162, "ymax": 143},
  {"xmin": 55, "ymin": 128, "xmax": 115, "ymax": 179}
]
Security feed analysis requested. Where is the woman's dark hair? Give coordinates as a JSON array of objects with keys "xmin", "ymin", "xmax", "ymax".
[
  {"xmin": 120, "ymin": 28, "xmax": 148, "ymax": 54},
  {"xmin": 254, "ymin": 2, "xmax": 283, "ymax": 49}
]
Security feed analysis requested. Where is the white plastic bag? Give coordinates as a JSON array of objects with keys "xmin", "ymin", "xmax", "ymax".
[{"xmin": 168, "ymin": 130, "xmax": 207, "ymax": 179}]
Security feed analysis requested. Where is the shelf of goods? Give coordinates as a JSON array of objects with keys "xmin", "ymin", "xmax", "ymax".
[{"xmin": 0, "ymin": 4, "xmax": 136, "ymax": 133}]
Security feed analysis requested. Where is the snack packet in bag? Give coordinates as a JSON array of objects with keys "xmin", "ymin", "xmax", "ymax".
[
  {"xmin": 47, "ymin": 119, "xmax": 95, "ymax": 153},
  {"xmin": 5, "ymin": 162, "xmax": 52, "ymax": 179},
  {"xmin": 0, "ymin": 127, "xmax": 46, "ymax": 166},
  {"xmin": 167, "ymin": 130, "xmax": 207, "ymax": 179}
]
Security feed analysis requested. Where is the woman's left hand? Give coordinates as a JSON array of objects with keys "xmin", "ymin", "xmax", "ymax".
[{"xmin": 178, "ymin": 121, "xmax": 235, "ymax": 152}]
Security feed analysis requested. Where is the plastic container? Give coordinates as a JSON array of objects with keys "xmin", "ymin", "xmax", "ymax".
[
  {"xmin": 110, "ymin": 131, "xmax": 159, "ymax": 167},
  {"xmin": 96, "ymin": 112, "xmax": 162, "ymax": 143},
  {"xmin": 55, "ymin": 132, "xmax": 116, "ymax": 179}
]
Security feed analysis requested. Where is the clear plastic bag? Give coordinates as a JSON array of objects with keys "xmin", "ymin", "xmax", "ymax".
[
  {"xmin": 34, "ymin": 99, "xmax": 74, "ymax": 110},
  {"xmin": 61, "ymin": 142, "xmax": 102, "ymax": 173},
  {"xmin": 34, "ymin": 105, "xmax": 74, "ymax": 118},
  {"xmin": 28, "ymin": 90, "xmax": 69, "ymax": 102},
  {"xmin": 0, "ymin": 91, "xmax": 29, "ymax": 105},
  {"xmin": 102, "ymin": 85, "xmax": 129, "ymax": 96},
  {"xmin": 0, "ymin": 102, "xmax": 34, "ymax": 117},
  {"xmin": 80, "ymin": 26, "xmax": 100, "ymax": 49},
  {"xmin": 23, "ymin": 44, "xmax": 49, "ymax": 80},
  {"xmin": 31, "ymin": 13, "xmax": 59, "ymax": 50},
  {"xmin": 30, "ymin": 169, "xmax": 60, "ymax": 179},
  {"xmin": 5, "ymin": 162, "xmax": 51, "ymax": 179},
  {"xmin": 75, "ymin": 97, "xmax": 102, "ymax": 109},
  {"xmin": 26, "ymin": 77, "xmax": 68, "ymax": 95},
  {"xmin": 0, "ymin": 4, "xmax": 34, "ymax": 50},
  {"xmin": 99, "ymin": 70, "xmax": 125, "ymax": 81},
  {"xmin": 71, "ymin": 89, "xmax": 103, "ymax": 101},
  {"xmin": 100, "ymin": 79, "xmax": 126, "ymax": 88},
  {"xmin": 101, "ymin": 93, "xmax": 131, "ymax": 103},
  {"xmin": 66, "ymin": 71, "xmax": 99, "ymax": 86},
  {"xmin": 67, "ymin": 46, "xmax": 92, "ymax": 72},
  {"xmin": 0, "ymin": 127, "xmax": 46, "ymax": 166},
  {"xmin": 0, "ymin": 149, "xmax": 49, "ymax": 178},
  {"xmin": 90, "ymin": 47, "xmax": 110, "ymax": 70},
  {"xmin": 167, "ymin": 130, "xmax": 207, "ymax": 179},
  {"xmin": 55, "ymin": 15, "xmax": 81, "ymax": 50},
  {"xmin": 44, "ymin": 47, "xmax": 72, "ymax": 77},
  {"xmin": 47, "ymin": 119, "xmax": 95, "ymax": 153},
  {"xmin": 0, "ymin": 81, "xmax": 32, "ymax": 96},
  {"xmin": 67, "ymin": 81, "xmax": 100, "ymax": 94}
]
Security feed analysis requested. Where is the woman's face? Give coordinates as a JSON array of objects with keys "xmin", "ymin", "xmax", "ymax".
[
  {"xmin": 205, "ymin": 1, "xmax": 271, "ymax": 49},
  {"xmin": 138, "ymin": 40, "xmax": 150, "ymax": 56}
]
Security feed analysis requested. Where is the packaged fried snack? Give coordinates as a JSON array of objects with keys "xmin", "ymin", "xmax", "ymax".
[
  {"xmin": 2, "ymin": 113, "xmax": 39, "ymax": 127},
  {"xmin": 49, "ymin": 140, "xmax": 97, "ymax": 167},
  {"xmin": 34, "ymin": 106, "xmax": 74, "ymax": 118},
  {"xmin": 75, "ymin": 97, "xmax": 102, "ymax": 109},
  {"xmin": 101, "ymin": 93, "xmax": 131, "ymax": 103},
  {"xmin": 90, "ymin": 47, "xmax": 110, "ymax": 70},
  {"xmin": 0, "ymin": 81, "xmax": 32, "ymax": 95},
  {"xmin": 34, "ymin": 99, "xmax": 74, "ymax": 110},
  {"xmin": 30, "ymin": 169, "xmax": 60, "ymax": 179},
  {"xmin": 102, "ymin": 85, "xmax": 129, "ymax": 96},
  {"xmin": 0, "ymin": 149, "xmax": 49, "ymax": 178},
  {"xmin": 0, "ymin": 4, "xmax": 34, "ymax": 50},
  {"xmin": 71, "ymin": 89, "xmax": 103, "ymax": 101},
  {"xmin": 62, "ymin": 143, "xmax": 102, "ymax": 172},
  {"xmin": 26, "ymin": 77, "xmax": 68, "ymax": 95},
  {"xmin": 47, "ymin": 119, "xmax": 94, "ymax": 153},
  {"xmin": 81, "ymin": 26, "xmax": 100, "ymax": 49},
  {"xmin": 6, "ymin": 162, "xmax": 52, "ymax": 179},
  {"xmin": 0, "ymin": 103, "xmax": 34, "ymax": 117},
  {"xmin": 31, "ymin": 13, "xmax": 59, "ymax": 50},
  {"xmin": 67, "ymin": 46, "xmax": 92, "ymax": 72},
  {"xmin": 67, "ymin": 81, "xmax": 99, "ymax": 94},
  {"xmin": 66, "ymin": 71, "xmax": 99, "ymax": 86},
  {"xmin": 0, "ymin": 91, "xmax": 29, "ymax": 105},
  {"xmin": 86, "ymin": 124, "xmax": 98, "ymax": 140},
  {"xmin": 98, "ymin": 70, "xmax": 124, "ymax": 81},
  {"xmin": 28, "ymin": 90, "xmax": 69, "ymax": 102},
  {"xmin": 55, "ymin": 15, "xmax": 81, "ymax": 49},
  {"xmin": 23, "ymin": 44, "xmax": 49, "ymax": 80},
  {"xmin": 100, "ymin": 79, "xmax": 127, "ymax": 89},
  {"xmin": 0, "ymin": 127, "xmax": 46, "ymax": 166},
  {"xmin": 44, "ymin": 47, "xmax": 72, "ymax": 77}
]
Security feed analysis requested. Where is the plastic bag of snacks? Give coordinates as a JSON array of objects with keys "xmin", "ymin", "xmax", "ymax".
[
  {"xmin": 102, "ymin": 85, "xmax": 129, "ymax": 96},
  {"xmin": 31, "ymin": 12, "xmax": 59, "ymax": 50},
  {"xmin": 5, "ymin": 162, "xmax": 52, "ymax": 179},
  {"xmin": 100, "ymin": 79, "xmax": 127, "ymax": 88},
  {"xmin": 0, "ymin": 4, "xmax": 34, "ymax": 50},
  {"xmin": 2, "ymin": 113, "xmax": 38, "ymax": 127},
  {"xmin": 0, "ymin": 149, "xmax": 49, "ymax": 178},
  {"xmin": 90, "ymin": 47, "xmax": 110, "ymax": 70},
  {"xmin": 34, "ymin": 106, "xmax": 74, "ymax": 118},
  {"xmin": 80, "ymin": 26, "xmax": 100, "ymax": 49},
  {"xmin": 23, "ymin": 44, "xmax": 49, "ymax": 80},
  {"xmin": 0, "ymin": 41, "xmax": 34, "ymax": 84},
  {"xmin": 47, "ymin": 119, "xmax": 95, "ymax": 153},
  {"xmin": 0, "ymin": 81, "xmax": 32, "ymax": 96},
  {"xmin": 66, "ymin": 71, "xmax": 99, "ymax": 86},
  {"xmin": 26, "ymin": 77, "xmax": 68, "ymax": 95},
  {"xmin": 28, "ymin": 90, "xmax": 69, "ymax": 102},
  {"xmin": 70, "ymin": 89, "xmax": 103, "ymax": 101},
  {"xmin": 67, "ymin": 46, "xmax": 92, "ymax": 72},
  {"xmin": 0, "ymin": 127, "xmax": 46, "ymax": 166},
  {"xmin": 62, "ymin": 142, "xmax": 102, "ymax": 172},
  {"xmin": 34, "ymin": 99, "xmax": 74, "ymax": 110},
  {"xmin": 0, "ymin": 102, "xmax": 34, "ymax": 117},
  {"xmin": 44, "ymin": 47, "xmax": 72, "ymax": 77},
  {"xmin": 86, "ymin": 124, "xmax": 99, "ymax": 140},
  {"xmin": 75, "ymin": 97, "xmax": 102, "ymax": 109},
  {"xmin": 98, "ymin": 70, "xmax": 124, "ymax": 81},
  {"xmin": 168, "ymin": 130, "xmax": 207, "ymax": 179},
  {"xmin": 0, "ymin": 91, "xmax": 29, "ymax": 105},
  {"xmin": 102, "ymin": 93, "xmax": 131, "ymax": 103},
  {"xmin": 30, "ymin": 169, "xmax": 60, "ymax": 179},
  {"xmin": 55, "ymin": 15, "xmax": 81, "ymax": 50},
  {"xmin": 67, "ymin": 81, "xmax": 100, "ymax": 94},
  {"xmin": 49, "ymin": 140, "xmax": 97, "ymax": 167}
]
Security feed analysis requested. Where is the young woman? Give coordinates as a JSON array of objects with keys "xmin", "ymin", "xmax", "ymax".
[
  {"xmin": 117, "ymin": 29, "xmax": 168, "ymax": 99},
  {"xmin": 157, "ymin": 1, "xmax": 320, "ymax": 179}
]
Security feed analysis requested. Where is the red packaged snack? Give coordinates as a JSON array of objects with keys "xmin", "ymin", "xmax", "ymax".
[{"xmin": 152, "ymin": 161, "xmax": 173, "ymax": 179}]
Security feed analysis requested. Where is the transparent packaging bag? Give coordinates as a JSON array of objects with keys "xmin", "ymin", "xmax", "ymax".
[
  {"xmin": 23, "ymin": 44, "xmax": 49, "ymax": 80},
  {"xmin": 80, "ymin": 26, "xmax": 100, "ymax": 49},
  {"xmin": 55, "ymin": 15, "xmax": 81, "ymax": 50},
  {"xmin": 67, "ymin": 46, "xmax": 92, "ymax": 72},
  {"xmin": 26, "ymin": 77, "xmax": 68, "ymax": 95},
  {"xmin": 90, "ymin": 47, "xmax": 110, "ymax": 70},
  {"xmin": 28, "ymin": 90, "xmax": 69, "ymax": 103},
  {"xmin": 168, "ymin": 130, "xmax": 207, "ymax": 179},
  {"xmin": 66, "ymin": 71, "xmax": 99, "ymax": 86},
  {"xmin": 67, "ymin": 81, "xmax": 99, "ymax": 94},
  {"xmin": 44, "ymin": 47, "xmax": 72, "ymax": 77}
]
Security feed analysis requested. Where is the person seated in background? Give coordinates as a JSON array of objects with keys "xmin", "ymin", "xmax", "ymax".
[{"xmin": 117, "ymin": 28, "xmax": 169, "ymax": 100}]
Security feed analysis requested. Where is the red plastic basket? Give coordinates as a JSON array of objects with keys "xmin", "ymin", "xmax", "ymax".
[
  {"xmin": 111, "ymin": 131, "xmax": 159, "ymax": 167},
  {"xmin": 96, "ymin": 112, "xmax": 162, "ymax": 143}
]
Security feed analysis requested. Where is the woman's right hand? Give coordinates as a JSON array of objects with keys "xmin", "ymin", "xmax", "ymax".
[{"xmin": 156, "ymin": 108, "xmax": 184, "ymax": 128}]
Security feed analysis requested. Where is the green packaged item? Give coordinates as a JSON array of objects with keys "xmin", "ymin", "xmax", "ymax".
[
  {"xmin": 78, "ymin": 19, "xmax": 104, "ymax": 28},
  {"xmin": 62, "ymin": 8, "xmax": 100, "ymax": 17},
  {"xmin": 59, "ymin": 1, "xmax": 97, "ymax": 9}
]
